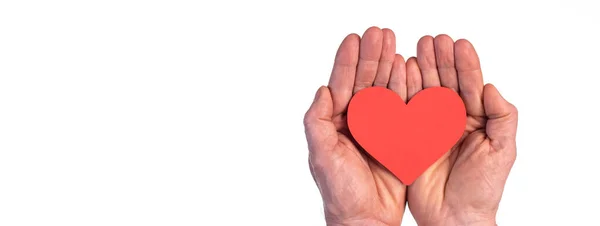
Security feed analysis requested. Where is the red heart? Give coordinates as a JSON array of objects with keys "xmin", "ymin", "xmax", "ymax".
[{"xmin": 347, "ymin": 86, "xmax": 466, "ymax": 185}]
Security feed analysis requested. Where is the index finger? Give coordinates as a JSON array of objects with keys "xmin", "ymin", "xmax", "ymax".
[{"xmin": 328, "ymin": 34, "xmax": 360, "ymax": 116}]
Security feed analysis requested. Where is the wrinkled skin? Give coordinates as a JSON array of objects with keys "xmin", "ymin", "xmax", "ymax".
[
  {"xmin": 404, "ymin": 35, "xmax": 518, "ymax": 226},
  {"xmin": 304, "ymin": 27, "xmax": 407, "ymax": 226},
  {"xmin": 304, "ymin": 27, "xmax": 517, "ymax": 226}
]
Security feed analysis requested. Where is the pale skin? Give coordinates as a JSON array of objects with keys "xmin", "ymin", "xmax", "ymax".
[{"xmin": 303, "ymin": 27, "xmax": 518, "ymax": 226}]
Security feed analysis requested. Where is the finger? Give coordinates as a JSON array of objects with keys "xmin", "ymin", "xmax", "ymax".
[
  {"xmin": 328, "ymin": 34, "xmax": 360, "ymax": 117},
  {"xmin": 434, "ymin": 34, "xmax": 459, "ymax": 92},
  {"xmin": 373, "ymin": 28, "xmax": 396, "ymax": 87},
  {"xmin": 455, "ymin": 39, "xmax": 485, "ymax": 117},
  {"xmin": 303, "ymin": 86, "xmax": 337, "ymax": 153},
  {"xmin": 406, "ymin": 57, "xmax": 423, "ymax": 101},
  {"xmin": 354, "ymin": 26, "xmax": 383, "ymax": 93},
  {"xmin": 416, "ymin": 35, "xmax": 441, "ymax": 88},
  {"xmin": 388, "ymin": 54, "xmax": 407, "ymax": 102},
  {"xmin": 483, "ymin": 84, "xmax": 518, "ymax": 143}
]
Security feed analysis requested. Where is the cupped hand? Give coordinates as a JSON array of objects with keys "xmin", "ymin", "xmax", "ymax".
[
  {"xmin": 303, "ymin": 27, "xmax": 408, "ymax": 226},
  {"xmin": 406, "ymin": 35, "xmax": 518, "ymax": 226}
]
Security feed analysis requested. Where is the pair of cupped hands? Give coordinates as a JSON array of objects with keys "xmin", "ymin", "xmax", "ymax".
[{"xmin": 303, "ymin": 27, "xmax": 518, "ymax": 226}]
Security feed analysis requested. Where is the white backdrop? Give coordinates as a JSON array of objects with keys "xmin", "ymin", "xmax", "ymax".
[{"xmin": 1, "ymin": 0, "xmax": 599, "ymax": 225}]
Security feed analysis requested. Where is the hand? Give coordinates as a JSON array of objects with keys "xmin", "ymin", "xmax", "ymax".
[
  {"xmin": 405, "ymin": 35, "xmax": 518, "ymax": 226},
  {"xmin": 303, "ymin": 27, "xmax": 408, "ymax": 225}
]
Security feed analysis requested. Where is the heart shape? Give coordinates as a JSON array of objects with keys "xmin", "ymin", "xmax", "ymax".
[{"xmin": 347, "ymin": 86, "xmax": 466, "ymax": 185}]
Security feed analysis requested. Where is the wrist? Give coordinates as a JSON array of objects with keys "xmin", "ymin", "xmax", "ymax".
[
  {"xmin": 327, "ymin": 220, "xmax": 389, "ymax": 226},
  {"xmin": 421, "ymin": 219, "xmax": 496, "ymax": 226},
  {"xmin": 451, "ymin": 214, "xmax": 497, "ymax": 226},
  {"xmin": 418, "ymin": 212, "xmax": 496, "ymax": 226},
  {"xmin": 453, "ymin": 220, "xmax": 496, "ymax": 226},
  {"xmin": 327, "ymin": 218, "xmax": 391, "ymax": 226}
]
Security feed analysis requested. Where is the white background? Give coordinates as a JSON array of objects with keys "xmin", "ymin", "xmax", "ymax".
[{"xmin": 1, "ymin": 0, "xmax": 599, "ymax": 225}]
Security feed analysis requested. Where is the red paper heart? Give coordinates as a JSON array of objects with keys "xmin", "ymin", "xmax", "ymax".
[{"xmin": 347, "ymin": 86, "xmax": 466, "ymax": 185}]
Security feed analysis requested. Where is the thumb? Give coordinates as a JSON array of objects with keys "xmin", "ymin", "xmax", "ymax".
[
  {"xmin": 304, "ymin": 86, "xmax": 337, "ymax": 153},
  {"xmin": 483, "ymin": 83, "xmax": 518, "ymax": 148}
]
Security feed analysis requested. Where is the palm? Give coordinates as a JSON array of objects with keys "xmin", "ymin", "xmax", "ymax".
[{"xmin": 311, "ymin": 126, "xmax": 404, "ymax": 225}]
